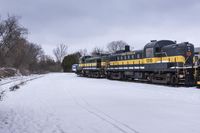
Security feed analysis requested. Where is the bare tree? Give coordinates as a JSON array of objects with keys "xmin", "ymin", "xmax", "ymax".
[
  {"xmin": 0, "ymin": 15, "xmax": 62, "ymax": 74},
  {"xmin": 91, "ymin": 47, "xmax": 104, "ymax": 56},
  {"xmin": 79, "ymin": 48, "xmax": 87, "ymax": 56},
  {"xmin": 53, "ymin": 44, "xmax": 68, "ymax": 63},
  {"xmin": 107, "ymin": 40, "xmax": 128, "ymax": 53},
  {"xmin": 0, "ymin": 15, "xmax": 28, "ymax": 67}
]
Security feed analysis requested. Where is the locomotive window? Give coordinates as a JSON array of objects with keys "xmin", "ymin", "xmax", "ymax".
[
  {"xmin": 155, "ymin": 47, "xmax": 161, "ymax": 53},
  {"xmin": 137, "ymin": 54, "xmax": 140, "ymax": 59},
  {"xmin": 121, "ymin": 56, "xmax": 123, "ymax": 60},
  {"xmin": 146, "ymin": 48, "xmax": 154, "ymax": 58},
  {"xmin": 176, "ymin": 47, "xmax": 184, "ymax": 55},
  {"xmin": 124, "ymin": 56, "xmax": 126, "ymax": 60},
  {"xmin": 132, "ymin": 55, "xmax": 134, "ymax": 59}
]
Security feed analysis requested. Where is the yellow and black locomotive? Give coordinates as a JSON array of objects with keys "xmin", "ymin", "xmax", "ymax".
[{"xmin": 76, "ymin": 40, "xmax": 200, "ymax": 87}]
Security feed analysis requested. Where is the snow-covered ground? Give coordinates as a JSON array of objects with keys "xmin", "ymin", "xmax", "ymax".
[
  {"xmin": 0, "ymin": 75, "xmax": 43, "ymax": 100},
  {"xmin": 0, "ymin": 73, "xmax": 200, "ymax": 133}
]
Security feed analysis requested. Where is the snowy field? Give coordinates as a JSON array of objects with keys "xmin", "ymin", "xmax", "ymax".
[{"xmin": 0, "ymin": 73, "xmax": 200, "ymax": 133}]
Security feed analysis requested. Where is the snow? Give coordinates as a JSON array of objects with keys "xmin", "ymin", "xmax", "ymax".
[
  {"xmin": 0, "ymin": 75, "xmax": 43, "ymax": 99},
  {"xmin": 0, "ymin": 73, "xmax": 200, "ymax": 133}
]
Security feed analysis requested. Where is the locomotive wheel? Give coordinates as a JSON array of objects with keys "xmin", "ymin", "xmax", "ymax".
[
  {"xmin": 166, "ymin": 74, "xmax": 171, "ymax": 85},
  {"xmin": 106, "ymin": 73, "xmax": 111, "ymax": 79},
  {"xmin": 97, "ymin": 72, "xmax": 100, "ymax": 78},
  {"xmin": 170, "ymin": 75, "xmax": 178, "ymax": 86},
  {"xmin": 148, "ymin": 74, "xmax": 153, "ymax": 83},
  {"xmin": 120, "ymin": 72, "xmax": 124, "ymax": 80}
]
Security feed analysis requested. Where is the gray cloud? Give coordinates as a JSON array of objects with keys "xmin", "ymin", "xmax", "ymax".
[{"xmin": 1, "ymin": 0, "xmax": 200, "ymax": 55}]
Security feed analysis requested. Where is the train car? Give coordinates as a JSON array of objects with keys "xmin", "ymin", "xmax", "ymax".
[
  {"xmin": 196, "ymin": 68, "xmax": 200, "ymax": 88},
  {"xmin": 106, "ymin": 40, "xmax": 195, "ymax": 86},
  {"xmin": 106, "ymin": 49, "xmax": 143, "ymax": 80},
  {"xmin": 76, "ymin": 56, "xmax": 91, "ymax": 76},
  {"xmin": 76, "ymin": 55, "xmax": 106, "ymax": 78},
  {"xmin": 71, "ymin": 64, "xmax": 78, "ymax": 72},
  {"xmin": 194, "ymin": 47, "xmax": 200, "ymax": 87},
  {"xmin": 195, "ymin": 65, "xmax": 200, "ymax": 88}
]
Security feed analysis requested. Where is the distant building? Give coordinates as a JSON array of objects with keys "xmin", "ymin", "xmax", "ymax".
[{"xmin": 195, "ymin": 47, "xmax": 200, "ymax": 54}]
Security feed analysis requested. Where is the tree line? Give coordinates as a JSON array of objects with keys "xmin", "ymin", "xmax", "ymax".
[
  {"xmin": 0, "ymin": 15, "xmax": 132, "ymax": 74},
  {"xmin": 62, "ymin": 40, "xmax": 132, "ymax": 72},
  {"xmin": 0, "ymin": 15, "xmax": 63, "ymax": 75}
]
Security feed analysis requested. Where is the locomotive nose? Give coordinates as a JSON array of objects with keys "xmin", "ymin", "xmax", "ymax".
[{"xmin": 186, "ymin": 44, "xmax": 193, "ymax": 57}]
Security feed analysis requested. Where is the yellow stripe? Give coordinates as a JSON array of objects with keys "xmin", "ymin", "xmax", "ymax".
[
  {"xmin": 110, "ymin": 55, "xmax": 185, "ymax": 66},
  {"xmin": 101, "ymin": 62, "xmax": 106, "ymax": 66},
  {"xmin": 79, "ymin": 64, "xmax": 84, "ymax": 67},
  {"xmin": 80, "ymin": 63, "xmax": 96, "ymax": 67},
  {"xmin": 162, "ymin": 56, "xmax": 185, "ymax": 63},
  {"xmin": 110, "ymin": 59, "xmax": 142, "ymax": 66},
  {"xmin": 80, "ymin": 55, "xmax": 186, "ymax": 67},
  {"xmin": 80, "ymin": 62, "xmax": 107, "ymax": 67}
]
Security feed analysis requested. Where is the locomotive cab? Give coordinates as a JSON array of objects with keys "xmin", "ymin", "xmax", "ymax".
[
  {"xmin": 143, "ymin": 40, "xmax": 176, "ymax": 71},
  {"xmin": 144, "ymin": 40, "xmax": 176, "ymax": 58},
  {"xmin": 85, "ymin": 57, "xmax": 102, "ymax": 69},
  {"xmin": 76, "ymin": 56, "xmax": 91, "ymax": 75}
]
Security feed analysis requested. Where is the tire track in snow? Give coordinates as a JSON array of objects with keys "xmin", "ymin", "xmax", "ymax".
[
  {"xmin": 67, "ymin": 89, "xmax": 140, "ymax": 133},
  {"xmin": 80, "ymin": 97, "xmax": 139, "ymax": 133}
]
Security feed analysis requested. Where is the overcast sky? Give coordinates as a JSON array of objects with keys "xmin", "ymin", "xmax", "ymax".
[{"xmin": 0, "ymin": 0, "xmax": 200, "ymax": 55}]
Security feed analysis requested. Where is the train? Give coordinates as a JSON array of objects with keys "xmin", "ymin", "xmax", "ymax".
[{"xmin": 75, "ymin": 40, "xmax": 200, "ymax": 87}]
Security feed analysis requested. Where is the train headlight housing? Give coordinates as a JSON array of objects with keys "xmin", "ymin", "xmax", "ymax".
[
  {"xmin": 186, "ymin": 51, "xmax": 192, "ymax": 56},
  {"xmin": 179, "ymin": 75, "xmax": 184, "ymax": 78}
]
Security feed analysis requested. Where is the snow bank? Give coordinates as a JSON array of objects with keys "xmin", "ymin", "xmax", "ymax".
[{"xmin": 0, "ymin": 67, "xmax": 21, "ymax": 79}]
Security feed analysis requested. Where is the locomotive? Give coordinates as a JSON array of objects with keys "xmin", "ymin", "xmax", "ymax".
[{"xmin": 76, "ymin": 40, "xmax": 200, "ymax": 87}]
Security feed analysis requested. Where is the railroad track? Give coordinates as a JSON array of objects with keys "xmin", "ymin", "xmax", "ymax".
[
  {"xmin": 78, "ymin": 75, "xmax": 196, "ymax": 88},
  {"xmin": 0, "ymin": 75, "xmax": 43, "ymax": 86},
  {"xmin": 0, "ymin": 75, "xmax": 44, "ymax": 100}
]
